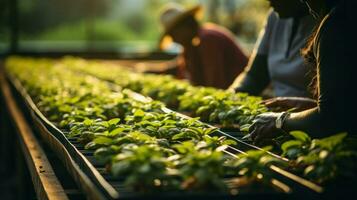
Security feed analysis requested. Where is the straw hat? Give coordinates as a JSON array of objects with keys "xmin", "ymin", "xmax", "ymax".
[{"xmin": 159, "ymin": 4, "xmax": 202, "ymax": 50}]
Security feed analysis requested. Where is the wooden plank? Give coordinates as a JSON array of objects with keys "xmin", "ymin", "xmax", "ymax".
[{"xmin": 0, "ymin": 68, "xmax": 69, "ymax": 200}]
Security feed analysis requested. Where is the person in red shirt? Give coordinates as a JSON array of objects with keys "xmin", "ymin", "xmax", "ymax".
[{"xmin": 159, "ymin": 4, "xmax": 248, "ymax": 89}]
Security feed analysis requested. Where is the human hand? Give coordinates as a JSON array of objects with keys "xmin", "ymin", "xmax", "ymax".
[
  {"xmin": 246, "ymin": 112, "xmax": 286, "ymax": 146},
  {"xmin": 262, "ymin": 97, "xmax": 316, "ymax": 112}
]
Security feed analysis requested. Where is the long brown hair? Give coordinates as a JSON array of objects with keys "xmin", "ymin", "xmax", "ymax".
[
  {"xmin": 301, "ymin": 25, "xmax": 319, "ymax": 98},
  {"xmin": 301, "ymin": 0, "xmax": 341, "ymax": 98}
]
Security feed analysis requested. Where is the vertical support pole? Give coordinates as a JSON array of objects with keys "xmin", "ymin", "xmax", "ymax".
[{"xmin": 9, "ymin": 0, "xmax": 18, "ymax": 53}]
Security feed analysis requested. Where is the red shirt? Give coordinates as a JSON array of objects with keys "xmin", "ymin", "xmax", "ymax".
[{"xmin": 180, "ymin": 24, "xmax": 248, "ymax": 89}]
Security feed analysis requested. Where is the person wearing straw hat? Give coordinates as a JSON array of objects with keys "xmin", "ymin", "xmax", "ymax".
[{"xmin": 159, "ymin": 3, "xmax": 248, "ymax": 89}]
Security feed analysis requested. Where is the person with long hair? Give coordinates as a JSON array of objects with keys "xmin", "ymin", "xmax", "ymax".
[{"xmin": 247, "ymin": 0, "xmax": 356, "ymax": 144}]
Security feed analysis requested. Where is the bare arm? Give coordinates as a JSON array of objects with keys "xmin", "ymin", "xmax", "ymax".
[{"xmin": 283, "ymin": 107, "xmax": 323, "ymax": 136}]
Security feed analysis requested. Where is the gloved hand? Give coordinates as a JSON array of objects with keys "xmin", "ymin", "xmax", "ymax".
[
  {"xmin": 247, "ymin": 112, "xmax": 286, "ymax": 145},
  {"xmin": 262, "ymin": 97, "xmax": 316, "ymax": 112}
]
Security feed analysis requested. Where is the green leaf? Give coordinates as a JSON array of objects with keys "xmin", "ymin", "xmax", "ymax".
[
  {"xmin": 172, "ymin": 132, "xmax": 188, "ymax": 140},
  {"xmin": 303, "ymin": 165, "xmax": 316, "ymax": 177},
  {"xmin": 218, "ymin": 112, "xmax": 227, "ymax": 120},
  {"xmin": 94, "ymin": 147, "xmax": 115, "ymax": 163},
  {"xmin": 281, "ymin": 140, "xmax": 303, "ymax": 153},
  {"xmin": 187, "ymin": 117, "xmax": 200, "ymax": 124},
  {"xmin": 130, "ymin": 131, "xmax": 153, "ymax": 142},
  {"xmin": 111, "ymin": 161, "xmax": 130, "ymax": 177},
  {"xmin": 108, "ymin": 118, "xmax": 120, "ymax": 125},
  {"xmin": 83, "ymin": 118, "xmax": 93, "ymax": 126},
  {"xmin": 313, "ymin": 132, "xmax": 347, "ymax": 150},
  {"xmin": 84, "ymin": 142, "xmax": 97, "ymax": 150},
  {"xmin": 109, "ymin": 127, "xmax": 125, "ymax": 136},
  {"xmin": 196, "ymin": 105, "xmax": 210, "ymax": 115},
  {"xmin": 289, "ymin": 131, "xmax": 311, "ymax": 142},
  {"xmin": 203, "ymin": 127, "xmax": 218, "ymax": 135},
  {"xmin": 134, "ymin": 109, "xmax": 145, "ymax": 117},
  {"xmin": 209, "ymin": 111, "xmax": 219, "ymax": 122},
  {"xmin": 285, "ymin": 148, "xmax": 301, "ymax": 159},
  {"xmin": 163, "ymin": 119, "xmax": 176, "ymax": 125},
  {"xmin": 297, "ymin": 153, "xmax": 319, "ymax": 165},
  {"xmin": 240, "ymin": 124, "xmax": 252, "ymax": 132},
  {"xmin": 222, "ymin": 139, "xmax": 237, "ymax": 146},
  {"xmin": 261, "ymin": 146, "xmax": 273, "ymax": 152},
  {"xmin": 139, "ymin": 164, "xmax": 151, "ymax": 173},
  {"xmin": 93, "ymin": 136, "xmax": 113, "ymax": 145}
]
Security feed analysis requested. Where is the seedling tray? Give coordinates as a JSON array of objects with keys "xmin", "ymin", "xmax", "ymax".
[{"xmin": 6, "ymin": 73, "xmax": 323, "ymax": 200}]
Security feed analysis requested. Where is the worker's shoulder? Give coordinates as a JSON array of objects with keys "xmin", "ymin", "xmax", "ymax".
[
  {"xmin": 200, "ymin": 23, "xmax": 237, "ymax": 42},
  {"xmin": 316, "ymin": 1, "xmax": 354, "ymax": 43}
]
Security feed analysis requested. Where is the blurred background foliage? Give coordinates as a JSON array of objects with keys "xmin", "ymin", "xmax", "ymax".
[{"xmin": 0, "ymin": 0, "xmax": 269, "ymax": 54}]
